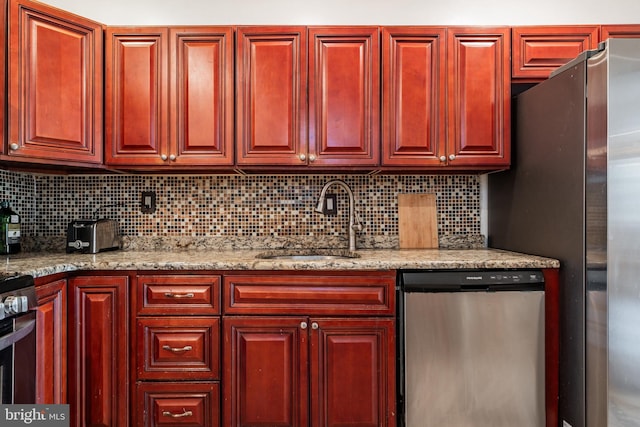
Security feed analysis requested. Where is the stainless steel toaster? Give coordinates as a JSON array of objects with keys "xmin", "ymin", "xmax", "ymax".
[{"xmin": 66, "ymin": 219, "xmax": 121, "ymax": 254}]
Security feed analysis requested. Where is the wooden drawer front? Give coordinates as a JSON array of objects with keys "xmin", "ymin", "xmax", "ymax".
[
  {"xmin": 136, "ymin": 382, "xmax": 219, "ymax": 427},
  {"xmin": 137, "ymin": 275, "xmax": 221, "ymax": 315},
  {"xmin": 512, "ymin": 26, "xmax": 599, "ymax": 79},
  {"xmin": 224, "ymin": 272, "xmax": 395, "ymax": 315},
  {"xmin": 137, "ymin": 317, "xmax": 220, "ymax": 380}
]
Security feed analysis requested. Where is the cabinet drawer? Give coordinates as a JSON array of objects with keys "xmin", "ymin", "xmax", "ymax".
[
  {"xmin": 135, "ymin": 382, "xmax": 220, "ymax": 427},
  {"xmin": 137, "ymin": 317, "xmax": 220, "ymax": 380},
  {"xmin": 137, "ymin": 275, "xmax": 221, "ymax": 315},
  {"xmin": 223, "ymin": 271, "xmax": 395, "ymax": 315}
]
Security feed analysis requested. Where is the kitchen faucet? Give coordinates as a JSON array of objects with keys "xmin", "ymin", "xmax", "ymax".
[{"xmin": 315, "ymin": 179, "xmax": 363, "ymax": 252}]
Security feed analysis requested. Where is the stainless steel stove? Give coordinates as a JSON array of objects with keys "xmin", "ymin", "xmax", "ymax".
[{"xmin": 0, "ymin": 272, "xmax": 37, "ymax": 403}]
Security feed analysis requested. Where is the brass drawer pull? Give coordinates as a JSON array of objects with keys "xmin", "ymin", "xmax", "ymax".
[
  {"xmin": 162, "ymin": 345, "xmax": 193, "ymax": 353},
  {"xmin": 164, "ymin": 292, "xmax": 195, "ymax": 299},
  {"xmin": 162, "ymin": 409, "xmax": 193, "ymax": 418}
]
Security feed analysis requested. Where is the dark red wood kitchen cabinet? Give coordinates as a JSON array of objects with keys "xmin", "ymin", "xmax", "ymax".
[
  {"xmin": 4, "ymin": 0, "xmax": 104, "ymax": 166},
  {"xmin": 308, "ymin": 27, "xmax": 380, "ymax": 168},
  {"xmin": 601, "ymin": 24, "xmax": 640, "ymax": 39},
  {"xmin": 236, "ymin": 26, "xmax": 379, "ymax": 170},
  {"xmin": 381, "ymin": 27, "xmax": 447, "ymax": 167},
  {"xmin": 0, "ymin": 0, "xmax": 6, "ymax": 159},
  {"xmin": 133, "ymin": 274, "xmax": 222, "ymax": 427},
  {"xmin": 382, "ymin": 27, "xmax": 510, "ymax": 169},
  {"xmin": 310, "ymin": 318, "xmax": 395, "ymax": 427},
  {"xmin": 224, "ymin": 316, "xmax": 309, "ymax": 427},
  {"xmin": 35, "ymin": 275, "xmax": 67, "ymax": 405},
  {"xmin": 105, "ymin": 26, "xmax": 233, "ymax": 168},
  {"xmin": 105, "ymin": 27, "xmax": 168, "ymax": 166},
  {"xmin": 512, "ymin": 26, "xmax": 600, "ymax": 80},
  {"xmin": 446, "ymin": 27, "xmax": 511, "ymax": 168},
  {"xmin": 223, "ymin": 271, "xmax": 396, "ymax": 427},
  {"xmin": 236, "ymin": 26, "xmax": 308, "ymax": 167},
  {"xmin": 135, "ymin": 382, "xmax": 220, "ymax": 427},
  {"xmin": 68, "ymin": 274, "xmax": 130, "ymax": 427}
]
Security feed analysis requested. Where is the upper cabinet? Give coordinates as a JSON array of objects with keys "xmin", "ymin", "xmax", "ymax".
[
  {"xmin": 308, "ymin": 27, "xmax": 380, "ymax": 168},
  {"xmin": 446, "ymin": 27, "xmax": 511, "ymax": 168},
  {"xmin": 235, "ymin": 26, "xmax": 307, "ymax": 167},
  {"xmin": 3, "ymin": 0, "xmax": 104, "ymax": 166},
  {"xmin": 601, "ymin": 25, "xmax": 640, "ymax": 39},
  {"xmin": 382, "ymin": 27, "xmax": 510, "ymax": 169},
  {"xmin": 236, "ymin": 26, "xmax": 380, "ymax": 170},
  {"xmin": 381, "ymin": 27, "xmax": 447, "ymax": 167},
  {"xmin": 16, "ymin": 12, "xmax": 640, "ymax": 174},
  {"xmin": 512, "ymin": 26, "xmax": 600, "ymax": 80},
  {"xmin": 105, "ymin": 26, "xmax": 234, "ymax": 169}
]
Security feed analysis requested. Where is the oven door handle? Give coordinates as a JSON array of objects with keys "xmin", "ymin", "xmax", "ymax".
[{"xmin": 0, "ymin": 318, "xmax": 36, "ymax": 352}]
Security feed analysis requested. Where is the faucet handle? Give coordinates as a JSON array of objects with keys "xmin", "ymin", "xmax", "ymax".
[{"xmin": 352, "ymin": 210, "xmax": 364, "ymax": 231}]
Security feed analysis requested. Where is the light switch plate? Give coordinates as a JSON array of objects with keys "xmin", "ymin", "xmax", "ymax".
[
  {"xmin": 141, "ymin": 191, "xmax": 156, "ymax": 214},
  {"xmin": 324, "ymin": 193, "xmax": 337, "ymax": 216}
]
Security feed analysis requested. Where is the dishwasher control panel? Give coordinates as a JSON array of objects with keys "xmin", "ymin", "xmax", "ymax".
[{"xmin": 401, "ymin": 270, "xmax": 545, "ymax": 292}]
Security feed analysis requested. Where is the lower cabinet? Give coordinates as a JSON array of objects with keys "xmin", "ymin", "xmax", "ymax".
[
  {"xmin": 135, "ymin": 382, "xmax": 220, "ymax": 427},
  {"xmin": 224, "ymin": 316, "xmax": 395, "ymax": 427},
  {"xmin": 35, "ymin": 275, "xmax": 67, "ymax": 404},
  {"xmin": 57, "ymin": 270, "xmax": 394, "ymax": 427},
  {"xmin": 68, "ymin": 274, "xmax": 130, "ymax": 427},
  {"xmin": 222, "ymin": 271, "xmax": 397, "ymax": 427},
  {"xmin": 134, "ymin": 274, "xmax": 222, "ymax": 427}
]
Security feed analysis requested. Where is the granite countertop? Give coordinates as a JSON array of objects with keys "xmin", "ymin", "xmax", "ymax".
[{"xmin": 2, "ymin": 248, "xmax": 560, "ymax": 279}]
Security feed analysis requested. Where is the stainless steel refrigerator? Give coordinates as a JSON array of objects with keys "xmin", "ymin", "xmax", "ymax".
[{"xmin": 488, "ymin": 38, "xmax": 640, "ymax": 427}]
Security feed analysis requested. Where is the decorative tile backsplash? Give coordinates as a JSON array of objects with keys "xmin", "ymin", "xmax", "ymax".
[{"xmin": 1, "ymin": 170, "xmax": 482, "ymax": 251}]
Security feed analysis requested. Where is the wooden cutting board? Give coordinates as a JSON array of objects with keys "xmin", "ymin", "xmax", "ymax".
[{"xmin": 398, "ymin": 193, "xmax": 438, "ymax": 249}]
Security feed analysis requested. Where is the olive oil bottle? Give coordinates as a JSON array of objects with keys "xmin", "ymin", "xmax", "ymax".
[{"xmin": 0, "ymin": 200, "xmax": 21, "ymax": 254}]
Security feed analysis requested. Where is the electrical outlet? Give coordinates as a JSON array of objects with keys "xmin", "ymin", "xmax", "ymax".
[
  {"xmin": 324, "ymin": 193, "xmax": 337, "ymax": 216},
  {"xmin": 141, "ymin": 191, "xmax": 156, "ymax": 214}
]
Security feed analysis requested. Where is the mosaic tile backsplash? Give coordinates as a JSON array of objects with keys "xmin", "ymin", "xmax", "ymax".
[{"xmin": 1, "ymin": 170, "xmax": 482, "ymax": 252}]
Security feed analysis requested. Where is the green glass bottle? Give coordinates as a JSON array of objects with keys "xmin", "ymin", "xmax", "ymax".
[{"xmin": 0, "ymin": 200, "xmax": 21, "ymax": 255}]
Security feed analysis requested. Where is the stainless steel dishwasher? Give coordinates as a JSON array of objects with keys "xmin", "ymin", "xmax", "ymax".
[{"xmin": 397, "ymin": 270, "xmax": 545, "ymax": 427}]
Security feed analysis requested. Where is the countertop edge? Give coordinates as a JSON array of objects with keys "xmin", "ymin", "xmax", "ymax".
[{"xmin": 3, "ymin": 248, "xmax": 560, "ymax": 279}]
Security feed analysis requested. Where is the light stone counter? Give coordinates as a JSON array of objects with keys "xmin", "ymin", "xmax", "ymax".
[{"xmin": 2, "ymin": 248, "xmax": 559, "ymax": 279}]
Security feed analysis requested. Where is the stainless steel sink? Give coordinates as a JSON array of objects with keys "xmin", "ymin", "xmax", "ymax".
[{"xmin": 256, "ymin": 249, "xmax": 360, "ymax": 261}]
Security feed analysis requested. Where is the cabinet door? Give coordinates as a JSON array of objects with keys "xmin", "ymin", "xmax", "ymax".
[
  {"xmin": 169, "ymin": 27, "xmax": 234, "ymax": 166},
  {"xmin": 7, "ymin": 0, "xmax": 103, "ymax": 165},
  {"xmin": 0, "ymin": 0, "xmax": 5, "ymax": 156},
  {"xmin": 35, "ymin": 277, "xmax": 67, "ymax": 404},
  {"xmin": 446, "ymin": 27, "xmax": 510, "ymax": 167},
  {"xmin": 601, "ymin": 25, "xmax": 640, "ymax": 39},
  {"xmin": 223, "ymin": 316, "xmax": 309, "ymax": 427},
  {"xmin": 310, "ymin": 318, "xmax": 396, "ymax": 427},
  {"xmin": 512, "ymin": 26, "xmax": 599, "ymax": 80},
  {"xmin": 236, "ymin": 26, "xmax": 307, "ymax": 166},
  {"xmin": 68, "ymin": 275, "xmax": 129, "ymax": 427},
  {"xmin": 105, "ymin": 27, "xmax": 169, "ymax": 166},
  {"xmin": 308, "ymin": 26, "xmax": 380, "ymax": 167},
  {"xmin": 381, "ymin": 27, "xmax": 446, "ymax": 167}
]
